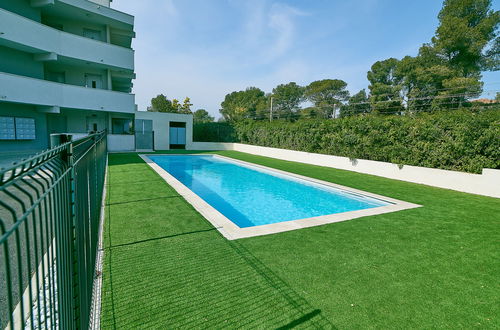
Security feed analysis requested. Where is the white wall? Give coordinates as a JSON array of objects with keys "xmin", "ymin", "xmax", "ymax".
[
  {"xmin": 107, "ymin": 134, "xmax": 134, "ymax": 151},
  {"xmin": 0, "ymin": 72, "xmax": 136, "ymax": 113},
  {"xmin": 188, "ymin": 142, "xmax": 233, "ymax": 151},
  {"xmin": 135, "ymin": 111, "xmax": 193, "ymax": 150},
  {"xmin": 188, "ymin": 142, "xmax": 500, "ymax": 198},
  {"xmin": 89, "ymin": 0, "xmax": 111, "ymax": 7},
  {"xmin": 0, "ymin": 9, "xmax": 134, "ymax": 71},
  {"xmin": 64, "ymin": 109, "xmax": 108, "ymax": 133}
]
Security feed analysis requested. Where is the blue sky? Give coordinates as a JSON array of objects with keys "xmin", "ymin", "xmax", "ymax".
[{"xmin": 113, "ymin": 0, "xmax": 499, "ymax": 118}]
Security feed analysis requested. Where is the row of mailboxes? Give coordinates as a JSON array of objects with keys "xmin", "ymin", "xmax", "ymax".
[{"xmin": 0, "ymin": 116, "xmax": 36, "ymax": 140}]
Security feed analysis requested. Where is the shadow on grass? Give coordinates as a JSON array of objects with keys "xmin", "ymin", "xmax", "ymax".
[
  {"xmin": 101, "ymin": 152, "xmax": 335, "ymax": 329},
  {"xmin": 108, "ymin": 228, "xmax": 218, "ymax": 249},
  {"xmin": 106, "ymin": 195, "xmax": 181, "ymax": 206},
  {"xmin": 276, "ymin": 309, "xmax": 322, "ymax": 330},
  {"xmin": 224, "ymin": 238, "xmax": 336, "ymax": 329},
  {"xmin": 102, "ymin": 228, "xmax": 335, "ymax": 329}
]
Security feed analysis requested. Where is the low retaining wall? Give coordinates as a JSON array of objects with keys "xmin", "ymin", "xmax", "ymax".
[
  {"xmin": 189, "ymin": 142, "xmax": 500, "ymax": 198},
  {"xmin": 107, "ymin": 134, "xmax": 134, "ymax": 152},
  {"xmin": 188, "ymin": 142, "xmax": 233, "ymax": 150}
]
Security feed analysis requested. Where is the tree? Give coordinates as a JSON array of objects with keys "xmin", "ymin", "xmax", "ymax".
[
  {"xmin": 255, "ymin": 93, "xmax": 272, "ymax": 121},
  {"xmin": 171, "ymin": 99, "xmax": 180, "ymax": 112},
  {"xmin": 180, "ymin": 97, "xmax": 193, "ymax": 114},
  {"xmin": 149, "ymin": 94, "xmax": 176, "ymax": 113},
  {"xmin": 304, "ymin": 79, "xmax": 350, "ymax": 118},
  {"xmin": 496, "ymin": 92, "xmax": 500, "ymax": 102},
  {"xmin": 193, "ymin": 109, "xmax": 214, "ymax": 123},
  {"xmin": 271, "ymin": 82, "xmax": 305, "ymax": 120},
  {"xmin": 367, "ymin": 58, "xmax": 404, "ymax": 114},
  {"xmin": 482, "ymin": 36, "xmax": 499, "ymax": 71},
  {"xmin": 391, "ymin": 0, "xmax": 498, "ymax": 112},
  {"xmin": 433, "ymin": 0, "xmax": 499, "ymax": 76},
  {"xmin": 219, "ymin": 87, "xmax": 267, "ymax": 122},
  {"xmin": 340, "ymin": 89, "xmax": 370, "ymax": 117},
  {"xmin": 396, "ymin": 51, "xmax": 458, "ymax": 112},
  {"xmin": 432, "ymin": 77, "xmax": 483, "ymax": 109},
  {"xmin": 299, "ymin": 107, "xmax": 320, "ymax": 119}
]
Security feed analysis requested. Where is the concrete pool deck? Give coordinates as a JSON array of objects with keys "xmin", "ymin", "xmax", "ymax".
[{"xmin": 140, "ymin": 154, "xmax": 422, "ymax": 240}]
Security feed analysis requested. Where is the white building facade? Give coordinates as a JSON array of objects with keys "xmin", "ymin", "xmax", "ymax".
[{"xmin": 0, "ymin": 0, "xmax": 192, "ymax": 160}]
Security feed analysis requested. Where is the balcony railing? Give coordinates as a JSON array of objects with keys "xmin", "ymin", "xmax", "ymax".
[
  {"xmin": 0, "ymin": 8, "xmax": 134, "ymax": 71},
  {"xmin": 0, "ymin": 72, "xmax": 136, "ymax": 113},
  {"xmin": 34, "ymin": 0, "xmax": 134, "ymax": 27}
]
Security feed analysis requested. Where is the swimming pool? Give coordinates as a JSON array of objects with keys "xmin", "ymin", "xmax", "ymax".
[{"xmin": 144, "ymin": 154, "xmax": 419, "ymax": 239}]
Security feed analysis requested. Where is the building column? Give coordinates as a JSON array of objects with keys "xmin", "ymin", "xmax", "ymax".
[{"xmin": 107, "ymin": 70, "xmax": 112, "ymax": 90}]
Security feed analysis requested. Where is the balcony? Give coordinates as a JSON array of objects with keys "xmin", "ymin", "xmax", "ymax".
[
  {"xmin": 0, "ymin": 72, "xmax": 135, "ymax": 113},
  {"xmin": 0, "ymin": 8, "xmax": 134, "ymax": 71},
  {"xmin": 31, "ymin": 0, "xmax": 134, "ymax": 28}
]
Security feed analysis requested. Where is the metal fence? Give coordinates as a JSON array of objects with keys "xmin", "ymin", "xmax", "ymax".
[{"xmin": 0, "ymin": 131, "xmax": 107, "ymax": 330}]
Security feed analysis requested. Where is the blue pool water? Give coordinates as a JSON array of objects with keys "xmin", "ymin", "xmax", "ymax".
[{"xmin": 149, "ymin": 155, "xmax": 390, "ymax": 228}]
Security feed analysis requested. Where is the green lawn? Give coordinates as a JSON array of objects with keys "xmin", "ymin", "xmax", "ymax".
[{"xmin": 100, "ymin": 151, "xmax": 499, "ymax": 329}]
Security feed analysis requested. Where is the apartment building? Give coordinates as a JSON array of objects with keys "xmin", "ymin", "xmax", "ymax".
[{"xmin": 0, "ymin": 0, "xmax": 193, "ymax": 161}]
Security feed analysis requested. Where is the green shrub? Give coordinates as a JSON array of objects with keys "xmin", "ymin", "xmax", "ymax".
[
  {"xmin": 193, "ymin": 122, "xmax": 236, "ymax": 142},
  {"xmin": 194, "ymin": 109, "xmax": 500, "ymax": 173}
]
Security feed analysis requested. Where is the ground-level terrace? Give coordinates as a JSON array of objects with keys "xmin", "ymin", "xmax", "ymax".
[{"xmin": 0, "ymin": 101, "xmax": 193, "ymax": 168}]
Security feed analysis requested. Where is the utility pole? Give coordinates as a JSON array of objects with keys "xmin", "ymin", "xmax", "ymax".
[{"xmin": 270, "ymin": 96, "xmax": 273, "ymax": 122}]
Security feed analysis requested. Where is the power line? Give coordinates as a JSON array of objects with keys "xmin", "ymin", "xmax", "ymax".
[
  {"xmin": 258, "ymin": 90, "xmax": 500, "ymax": 114},
  {"xmin": 219, "ymin": 87, "xmax": 499, "ymax": 121},
  {"xmin": 346, "ymin": 86, "xmax": 499, "ymax": 101},
  {"xmin": 245, "ymin": 99, "xmax": 499, "ymax": 120},
  {"xmin": 341, "ymin": 89, "xmax": 500, "ymax": 107}
]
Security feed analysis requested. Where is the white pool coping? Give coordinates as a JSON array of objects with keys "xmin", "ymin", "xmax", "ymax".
[{"xmin": 139, "ymin": 154, "xmax": 422, "ymax": 240}]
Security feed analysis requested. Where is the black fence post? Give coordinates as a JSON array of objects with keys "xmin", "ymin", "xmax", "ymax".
[{"xmin": 57, "ymin": 134, "xmax": 77, "ymax": 330}]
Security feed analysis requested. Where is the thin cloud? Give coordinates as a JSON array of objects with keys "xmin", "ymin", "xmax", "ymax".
[
  {"xmin": 111, "ymin": 0, "xmax": 459, "ymax": 118},
  {"xmin": 162, "ymin": 0, "xmax": 178, "ymax": 17}
]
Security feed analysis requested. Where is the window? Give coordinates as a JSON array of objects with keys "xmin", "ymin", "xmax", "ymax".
[
  {"xmin": 83, "ymin": 28, "xmax": 102, "ymax": 41},
  {"xmin": 46, "ymin": 23, "xmax": 63, "ymax": 31},
  {"xmin": 46, "ymin": 71, "xmax": 66, "ymax": 84},
  {"xmin": 112, "ymin": 118, "xmax": 133, "ymax": 134},
  {"xmin": 85, "ymin": 74, "xmax": 102, "ymax": 89},
  {"xmin": 86, "ymin": 116, "xmax": 101, "ymax": 133}
]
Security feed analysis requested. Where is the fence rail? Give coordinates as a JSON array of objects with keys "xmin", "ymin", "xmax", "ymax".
[{"xmin": 0, "ymin": 131, "xmax": 107, "ymax": 330}]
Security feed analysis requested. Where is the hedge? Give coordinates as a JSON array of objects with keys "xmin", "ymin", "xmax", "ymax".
[
  {"xmin": 194, "ymin": 109, "xmax": 500, "ymax": 173},
  {"xmin": 193, "ymin": 122, "xmax": 237, "ymax": 142}
]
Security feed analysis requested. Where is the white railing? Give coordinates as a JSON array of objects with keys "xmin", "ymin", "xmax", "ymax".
[
  {"xmin": 0, "ymin": 8, "xmax": 134, "ymax": 70},
  {"xmin": 0, "ymin": 72, "xmax": 136, "ymax": 113},
  {"xmin": 56, "ymin": 0, "xmax": 134, "ymax": 26}
]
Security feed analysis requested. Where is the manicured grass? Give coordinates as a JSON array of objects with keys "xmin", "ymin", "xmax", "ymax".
[{"xmin": 101, "ymin": 151, "xmax": 499, "ymax": 329}]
